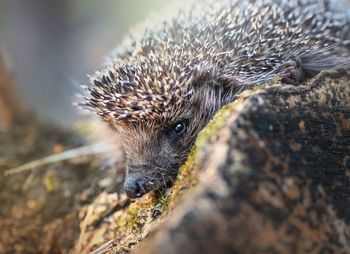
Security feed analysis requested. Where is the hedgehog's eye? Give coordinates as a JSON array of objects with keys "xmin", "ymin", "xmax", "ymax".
[
  {"xmin": 169, "ymin": 120, "xmax": 188, "ymax": 137},
  {"xmin": 174, "ymin": 122, "xmax": 186, "ymax": 134},
  {"xmin": 166, "ymin": 120, "xmax": 188, "ymax": 139}
]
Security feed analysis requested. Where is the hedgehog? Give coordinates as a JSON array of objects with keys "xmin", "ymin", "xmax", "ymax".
[{"xmin": 81, "ymin": 0, "xmax": 350, "ymax": 198}]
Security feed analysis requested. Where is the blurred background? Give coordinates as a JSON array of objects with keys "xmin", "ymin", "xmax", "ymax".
[{"xmin": 0, "ymin": 0, "xmax": 173, "ymax": 126}]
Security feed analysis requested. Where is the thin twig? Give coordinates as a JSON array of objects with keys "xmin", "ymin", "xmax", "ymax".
[
  {"xmin": 90, "ymin": 240, "xmax": 119, "ymax": 254},
  {"xmin": 4, "ymin": 143, "xmax": 113, "ymax": 176},
  {"xmin": 22, "ymin": 171, "xmax": 35, "ymax": 191}
]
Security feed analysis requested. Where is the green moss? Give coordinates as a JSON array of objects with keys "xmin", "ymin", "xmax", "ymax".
[
  {"xmin": 166, "ymin": 97, "xmax": 245, "ymax": 210},
  {"xmin": 118, "ymin": 195, "xmax": 156, "ymax": 231},
  {"xmin": 117, "ymin": 202, "xmax": 139, "ymax": 229}
]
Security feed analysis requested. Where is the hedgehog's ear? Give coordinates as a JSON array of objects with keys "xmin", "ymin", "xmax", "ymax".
[
  {"xmin": 189, "ymin": 68, "xmax": 234, "ymax": 91},
  {"xmin": 218, "ymin": 75, "xmax": 243, "ymax": 90},
  {"xmin": 189, "ymin": 69, "xmax": 243, "ymax": 105},
  {"xmin": 215, "ymin": 75, "xmax": 247, "ymax": 105}
]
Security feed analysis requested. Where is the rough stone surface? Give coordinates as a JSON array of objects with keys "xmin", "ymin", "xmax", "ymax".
[
  {"xmin": 78, "ymin": 70, "xmax": 350, "ymax": 254},
  {"xmin": 134, "ymin": 70, "xmax": 350, "ymax": 254}
]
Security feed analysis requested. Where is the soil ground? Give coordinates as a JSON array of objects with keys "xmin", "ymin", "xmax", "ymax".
[{"xmin": 0, "ymin": 121, "xmax": 124, "ymax": 254}]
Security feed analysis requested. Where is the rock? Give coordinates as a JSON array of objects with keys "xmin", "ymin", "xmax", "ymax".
[
  {"xmin": 135, "ymin": 70, "xmax": 350, "ymax": 254},
  {"xmin": 81, "ymin": 70, "xmax": 350, "ymax": 254}
]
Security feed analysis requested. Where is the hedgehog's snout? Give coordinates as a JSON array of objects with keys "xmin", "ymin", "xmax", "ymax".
[
  {"xmin": 124, "ymin": 162, "xmax": 176, "ymax": 198},
  {"xmin": 124, "ymin": 176, "xmax": 147, "ymax": 199},
  {"xmin": 124, "ymin": 164, "xmax": 154, "ymax": 198}
]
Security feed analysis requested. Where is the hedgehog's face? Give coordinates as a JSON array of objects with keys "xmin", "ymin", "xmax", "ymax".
[
  {"xmin": 116, "ymin": 82, "xmax": 227, "ymax": 198},
  {"xmin": 119, "ymin": 115, "xmax": 204, "ymax": 198}
]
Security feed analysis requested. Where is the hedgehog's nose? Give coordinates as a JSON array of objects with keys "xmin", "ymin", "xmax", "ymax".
[{"xmin": 124, "ymin": 177, "xmax": 146, "ymax": 199}]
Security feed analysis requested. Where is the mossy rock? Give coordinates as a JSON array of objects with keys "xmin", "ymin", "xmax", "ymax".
[{"xmin": 78, "ymin": 69, "xmax": 350, "ymax": 254}]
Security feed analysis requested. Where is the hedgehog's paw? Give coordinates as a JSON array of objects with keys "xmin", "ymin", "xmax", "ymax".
[{"xmin": 280, "ymin": 58, "xmax": 305, "ymax": 84}]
